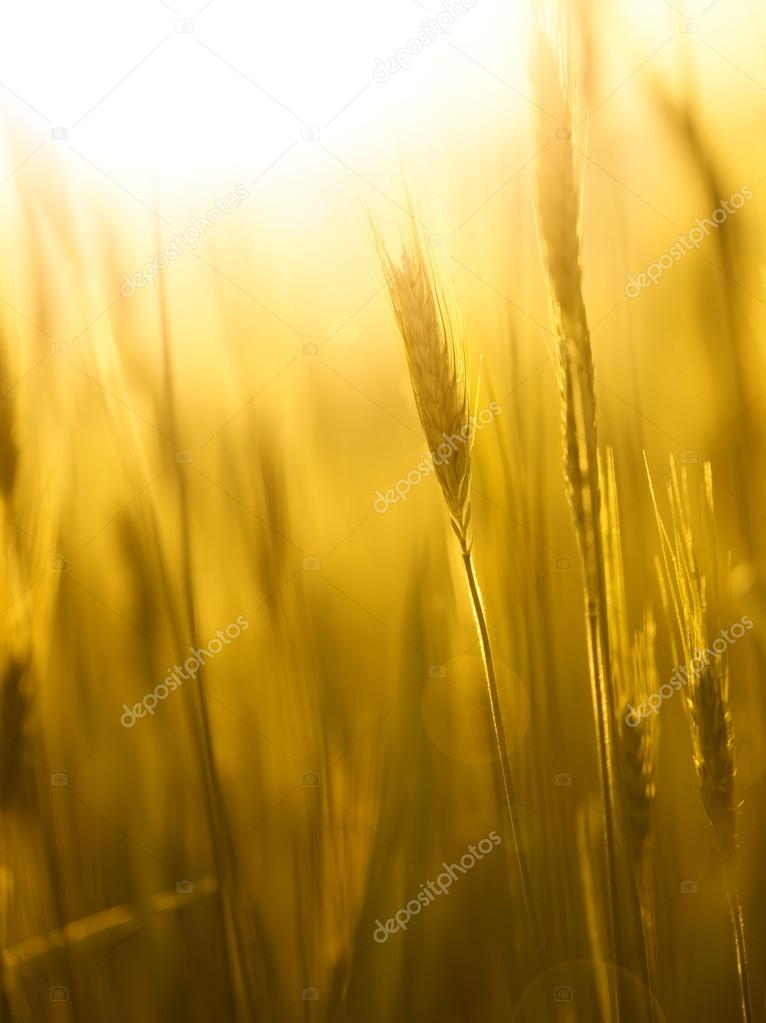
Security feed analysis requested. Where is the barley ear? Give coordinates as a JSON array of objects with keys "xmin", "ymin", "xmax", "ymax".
[
  {"xmin": 648, "ymin": 458, "xmax": 752, "ymax": 1023},
  {"xmin": 374, "ymin": 214, "xmax": 537, "ymax": 944}
]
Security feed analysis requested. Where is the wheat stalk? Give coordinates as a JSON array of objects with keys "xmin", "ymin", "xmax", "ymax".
[
  {"xmin": 620, "ymin": 621, "xmax": 660, "ymax": 996},
  {"xmin": 0, "ymin": 346, "xmax": 34, "ymax": 1018},
  {"xmin": 3, "ymin": 876, "xmax": 218, "ymax": 972},
  {"xmin": 374, "ymin": 216, "xmax": 536, "ymax": 937},
  {"xmin": 648, "ymin": 457, "xmax": 753, "ymax": 1023},
  {"xmin": 530, "ymin": 15, "xmax": 624, "ymax": 1002},
  {"xmin": 155, "ymin": 250, "xmax": 256, "ymax": 1023}
]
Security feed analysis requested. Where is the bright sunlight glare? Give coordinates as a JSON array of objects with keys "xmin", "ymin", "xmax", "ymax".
[{"xmin": 0, "ymin": 0, "xmax": 530, "ymax": 187}]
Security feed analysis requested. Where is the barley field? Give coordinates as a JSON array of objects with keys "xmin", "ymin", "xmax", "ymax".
[{"xmin": 1, "ymin": 0, "xmax": 766, "ymax": 1020}]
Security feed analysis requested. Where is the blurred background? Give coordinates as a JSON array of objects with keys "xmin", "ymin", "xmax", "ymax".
[{"xmin": 1, "ymin": 0, "xmax": 765, "ymax": 1019}]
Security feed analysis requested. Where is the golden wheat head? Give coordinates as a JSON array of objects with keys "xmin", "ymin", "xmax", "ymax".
[{"xmin": 375, "ymin": 220, "xmax": 473, "ymax": 548}]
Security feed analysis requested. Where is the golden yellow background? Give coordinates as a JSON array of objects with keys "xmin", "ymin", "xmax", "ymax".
[{"xmin": 1, "ymin": 0, "xmax": 765, "ymax": 1019}]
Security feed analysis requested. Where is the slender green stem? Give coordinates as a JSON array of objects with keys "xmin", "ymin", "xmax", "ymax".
[
  {"xmin": 156, "ymin": 259, "xmax": 256, "ymax": 1023},
  {"xmin": 460, "ymin": 546, "xmax": 536, "ymax": 944},
  {"xmin": 568, "ymin": 349, "xmax": 625, "ymax": 1018},
  {"xmin": 724, "ymin": 865, "xmax": 753, "ymax": 1023},
  {"xmin": 637, "ymin": 865, "xmax": 660, "ymax": 1023},
  {"xmin": 583, "ymin": 567, "xmax": 624, "ymax": 1023}
]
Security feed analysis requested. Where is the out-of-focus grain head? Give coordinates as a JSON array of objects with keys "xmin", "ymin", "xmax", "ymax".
[
  {"xmin": 648, "ymin": 457, "xmax": 737, "ymax": 856},
  {"xmin": 690, "ymin": 659, "xmax": 736, "ymax": 856},
  {"xmin": 618, "ymin": 615, "xmax": 659, "ymax": 869},
  {"xmin": 602, "ymin": 450, "xmax": 658, "ymax": 872},
  {"xmin": 530, "ymin": 7, "xmax": 587, "ymax": 349}
]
